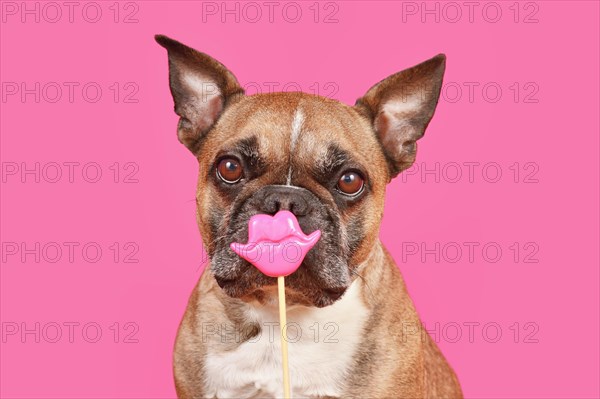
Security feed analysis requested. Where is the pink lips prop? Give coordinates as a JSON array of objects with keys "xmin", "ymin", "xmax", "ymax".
[{"xmin": 229, "ymin": 210, "xmax": 321, "ymax": 277}]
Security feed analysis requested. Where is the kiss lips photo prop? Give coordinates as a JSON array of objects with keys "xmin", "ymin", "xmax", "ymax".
[
  {"xmin": 230, "ymin": 210, "xmax": 321, "ymax": 277},
  {"xmin": 230, "ymin": 210, "xmax": 321, "ymax": 399}
]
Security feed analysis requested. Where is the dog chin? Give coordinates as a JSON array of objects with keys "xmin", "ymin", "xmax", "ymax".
[{"xmin": 215, "ymin": 274, "xmax": 349, "ymax": 308}]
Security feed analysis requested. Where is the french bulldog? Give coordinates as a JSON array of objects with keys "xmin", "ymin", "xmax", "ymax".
[{"xmin": 155, "ymin": 34, "xmax": 462, "ymax": 399}]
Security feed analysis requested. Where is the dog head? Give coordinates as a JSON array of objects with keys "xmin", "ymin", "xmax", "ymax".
[{"xmin": 156, "ymin": 35, "xmax": 445, "ymax": 307}]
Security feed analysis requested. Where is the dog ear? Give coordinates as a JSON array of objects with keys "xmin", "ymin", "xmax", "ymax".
[
  {"xmin": 155, "ymin": 35, "xmax": 245, "ymax": 154},
  {"xmin": 355, "ymin": 54, "xmax": 446, "ymax": 179}
]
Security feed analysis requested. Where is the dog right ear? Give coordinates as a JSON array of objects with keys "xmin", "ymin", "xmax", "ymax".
[
  {"xmin": 155, "ymin": 35, "xmax": 245, "ymax": 154},
  {"xmin": 355, "ymin": 54, "xmax": 446, "ymax": 179}
]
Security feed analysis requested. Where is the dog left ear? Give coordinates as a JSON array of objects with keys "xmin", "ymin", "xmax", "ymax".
[
  {"xmin": 355, "ymin": 54, "xmax": 446, "ymax": 179},
  {"xmin": 155, "ymin": 35, "xmax": 245, "ymax": 154}
]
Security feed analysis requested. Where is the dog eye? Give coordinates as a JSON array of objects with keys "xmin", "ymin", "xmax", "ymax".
[
  {"xmin": 216, "ymin": 158, "xmax": 243, "ymax": 183},
  {"xmin": 337, "ymin": 171, "xmax": 364, "ymax": 196}
]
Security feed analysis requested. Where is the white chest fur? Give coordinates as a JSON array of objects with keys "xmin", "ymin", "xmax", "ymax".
[{"xmin": 203, "ymin": 280, "xmax": 369, "ymax": 398}]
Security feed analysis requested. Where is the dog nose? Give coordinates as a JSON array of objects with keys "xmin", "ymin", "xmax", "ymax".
[{"xmin": 258, "ymin": 186, "xmax": 313, "ymax": 217}]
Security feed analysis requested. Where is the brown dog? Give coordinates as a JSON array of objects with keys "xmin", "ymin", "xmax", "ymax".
[{"xmin": 156, "ymin": 34, "xmax": 462, "ymax": 399}]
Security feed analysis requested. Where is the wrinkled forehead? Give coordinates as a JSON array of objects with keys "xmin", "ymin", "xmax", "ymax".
[{"xmin": 207, "ymin": 92, "xmax": 378, "ymax": 169}]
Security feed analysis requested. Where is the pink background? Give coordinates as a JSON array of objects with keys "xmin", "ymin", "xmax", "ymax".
[{"xmin": 1, "ymin": 1, "xmax": 599, "ymax": 398}]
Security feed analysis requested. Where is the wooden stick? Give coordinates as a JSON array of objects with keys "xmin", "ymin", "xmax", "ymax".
[{"xmin": 278, "ymin": 275, "xmax": 291, "ymax": 399}]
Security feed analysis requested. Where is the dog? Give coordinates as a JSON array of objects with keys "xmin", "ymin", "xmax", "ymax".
[{"xmin": 155, "ymin": 34, "xmax": 462, "ymax": 399}]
